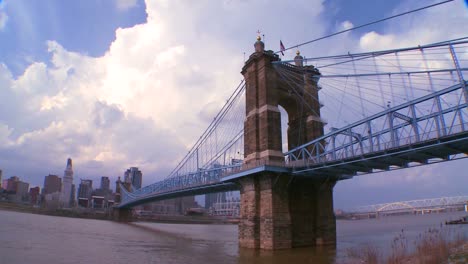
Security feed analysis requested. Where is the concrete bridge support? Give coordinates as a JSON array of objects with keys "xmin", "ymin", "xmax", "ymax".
[
  {"xmin": 113, "ymin": 207, "xmax": 133, "ymax": 222},
  {"xmin": 238, "ymin": 172, "xmax": 336, "ymax": 250}
]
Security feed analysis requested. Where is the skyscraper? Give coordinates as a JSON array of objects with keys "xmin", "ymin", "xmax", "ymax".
[
  {"xmin": 77, "ymin": 179, "xmax": 93, "ymax": 207},
  {"xmin": 61, "ymin": 158, "xmax": 74, "ymax": 207},
  {"xmin": 0, "ymin": 169, "xmax": 3, "ymax": 189},
  {"xmin": 43, "ymin": 174, "xmax": 62, "ymax": 195},
  {"xmin": 124, "ymin": 167, "xmax": 142, "ymax": 189},
  {"xmin": 100, "ymin": 176, "xmax": 110, "ymax": 191}
]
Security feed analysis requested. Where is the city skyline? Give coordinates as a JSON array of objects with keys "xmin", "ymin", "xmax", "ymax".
[{"xmin": 0, "ymin": 0, "xmax": 467, "ymax": 208}]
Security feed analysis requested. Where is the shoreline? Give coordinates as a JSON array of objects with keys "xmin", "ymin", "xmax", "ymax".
[{"xmin": 0, "ymin": 201, "xmax": 238, "ymax": 224}]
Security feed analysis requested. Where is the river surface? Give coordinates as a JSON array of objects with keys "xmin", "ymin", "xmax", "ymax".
[{"xmin": 1, "ymin": 210, "xmax": 468, "ymax": 263}]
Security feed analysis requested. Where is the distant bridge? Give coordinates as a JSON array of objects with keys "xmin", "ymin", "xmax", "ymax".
[{"xmin": 353, "ymin": 195, "xmax": 468, "ymax": 214}]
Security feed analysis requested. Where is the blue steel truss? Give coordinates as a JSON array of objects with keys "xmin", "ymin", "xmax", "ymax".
[
  {"xmin": 117, "ymin": 38, "xmax": 468, "ymax": 208},
  {"xmin": 285, "ymin": 81, "xmax": 468, "ymax": 176}
]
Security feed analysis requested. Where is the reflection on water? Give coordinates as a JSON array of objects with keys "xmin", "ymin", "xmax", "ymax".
[{"xmin": 0, "ymin": 210, "xmax": 467, "ymax": 263}]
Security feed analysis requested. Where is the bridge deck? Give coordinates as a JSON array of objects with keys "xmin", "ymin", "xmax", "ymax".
[{"xmin": 290, "ymin": 130, "xmax": 468, "ymax": 177}]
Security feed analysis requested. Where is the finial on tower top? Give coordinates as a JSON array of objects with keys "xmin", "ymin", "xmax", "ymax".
[
  {"xmin": 296, "ymin": 50, "xmax": 300, "ymax": 56},
  {"xmin": 254, "ymin": 30, "xmax": 265, "ymax": 53}
]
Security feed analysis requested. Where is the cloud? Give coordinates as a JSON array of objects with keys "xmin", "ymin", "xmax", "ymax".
[
  {"xmin": 116, "ymin": 0, "xmax": 139, "ymax": 11},
  {"xmin": 0, "ymin": 10, "xmax": 7, "ymax": 30},
  {"xmin": 1, "ymin": 0, "xmax": 329, "ymax": 187},
  {"xmin": 357, "ymin": 0, "xmax": 468, "ymax": 51}
]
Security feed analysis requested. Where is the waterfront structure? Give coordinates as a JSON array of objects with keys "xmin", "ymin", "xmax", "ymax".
[
  {"xmin": 91, "ymin": 176, "xmax": 113, "ymax": 208},
  {"xmin": 124, "ymin": 167, "xmax": 142, "ymax": 190},
  {"xmin": 205, "ymin": 192, "xmax": 226, "ymax": 209},
  {"xmin": 149, "ymin": 196, "xmax": 197, "ymax": 215},
  {"xmin": 43, "ymin": 174, "xmax": 61, "ymax": 195},
  {"xmin": 61, "ymin": 158, "xmax": 74, "ymax": 207},
  {"xmin": 210, "ymin": 198, "xmax": 240, "ymax": 217}
]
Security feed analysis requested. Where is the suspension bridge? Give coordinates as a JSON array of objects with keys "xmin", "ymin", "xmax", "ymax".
[{"xmin": 114, "ymin": 36, "xmax": 468, "ymax": 249}]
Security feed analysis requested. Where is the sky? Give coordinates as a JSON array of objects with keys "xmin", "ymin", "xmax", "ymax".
[{"xmin": 0, "ymin": 0, "xmax": 467, "ymax": 209}]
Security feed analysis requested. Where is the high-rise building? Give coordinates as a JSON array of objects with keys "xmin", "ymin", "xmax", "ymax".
[
  {"xmin": 115, "ymin": 177, "xmax": 122, "ymax": 203},
  {"xmin": 100, "ymin": 176, "xmax": 110, "ymax": 191},
  {"xmin": 29, "ymin": 187, "xmax": 40, "ymax": 205},
  {"xmin": 43, "ymin": 175, "xmax": 62, "ymax": 195},
  {"xmin": 70, "ymin": 184, "xmax": 76, "ymax": 207},
  {"xmin": 0, "ymin": 169, "xmax": 3, "ymax": 189},
  {"xmin": 14, "ymin": 180, "xmax": 29, "ymax": 203},
  {"xmin": 61, "ymin": 158, "xmax": 74, "ymax": 207},
  {"xmin": 78, "ymin": 179, "xmax": 92, "ymax": 199},
  {"xmin": 124, "ymin": 167, "xmax": 142, "ymax": 189},
  {"xmin": 77, "ymin": 179, "xmax": 93, "ymax": 208},
  {"xmin": 5, "ymin": 176, "xmax": 19, "ymax": 193}
]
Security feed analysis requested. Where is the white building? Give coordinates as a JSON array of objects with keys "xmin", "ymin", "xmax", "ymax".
[{"xmin": 61, "ymin": 158, "xmax": 74, "ymax": 207}]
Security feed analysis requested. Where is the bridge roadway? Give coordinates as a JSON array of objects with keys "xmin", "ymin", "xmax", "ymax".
[{"xmin": 118, "ymin": 129, "xmax": 468, "ymax": 208}]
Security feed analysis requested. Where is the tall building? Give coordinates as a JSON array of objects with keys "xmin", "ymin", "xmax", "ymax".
[
  {"xmin": 13, "ymin": 180, "xmax": 29, "ymax": 203},
  {"xmin": 115, "ymin": 177, "xmax": 122, "ymax": 203},
  {"xmin": 70, "ymin": 184, "xmax": 76, "ymax": 207},
  {"xmin": 5, "ymin": 176, "xmax": 19, "ymax": 193},
  {"xmin": 0, "ymin": 169, "xmax": 3, "ymax": 189},
  {"xmin": 124, "ymin": 167, "xmax": 142, "ymax": 189},
  {"xmin": 100, "ymin": 176, "xmax": 110, "ymax": 191},
  {"xmin": 61, "ymin": 158, "xmax": 74, "ymax": 207},
  {"xmin": 77, "ymin": 179, "xmax": 93, "ymax": 208},
  {"xmin": 43, "ymin": 175, "xmax": 62, "ymax": 195},
  {"xmin": 29, "ymin": 187, "xmax": 40, "ymax": 205}
]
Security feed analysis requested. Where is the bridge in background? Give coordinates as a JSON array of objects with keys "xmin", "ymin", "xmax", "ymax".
[
  {"xmin": 351, "ymin": 195, "xmax": 468, "ymax": 216},
  {"xmin": 115, "ymin": 36, "xmax": 468, "ymax": 250}
]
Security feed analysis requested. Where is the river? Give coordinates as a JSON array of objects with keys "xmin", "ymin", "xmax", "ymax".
[{"xmin": 1, "ymin": 210, "xmax": 467, "ymax": 263}]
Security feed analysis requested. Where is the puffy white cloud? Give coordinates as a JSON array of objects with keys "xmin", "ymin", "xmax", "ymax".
[
  {"xmin": 341, "ymin": 20, "xmax": 353, "ymax": 30},
  {"xmin": 0, "ymin": 0, "xmax": 330, "ymax": 187},
  {"xmin": 358, "ymin": 0, "xmax": 468, "ymax": 51}
]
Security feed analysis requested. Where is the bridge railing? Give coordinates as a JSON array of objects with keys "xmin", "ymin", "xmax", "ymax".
[
  {"xmin": 285, "ymin": 81, "xmax": 468, "ymax": 170},
  {"xmin": 119, "ymin": 163, "xmax": 242, "ymax": 205}
]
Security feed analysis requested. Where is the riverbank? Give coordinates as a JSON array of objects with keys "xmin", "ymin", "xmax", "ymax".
[
  {"xmin": 345, "ymin": 227, "xmax": 468, "ymax": 263},
  {"xmin": 0, "ymin": 201, "xmax": 238, "ymax": 224},
  {"xmin": 0, "ymin": 201, "xmax": 112, "ymax": 220}
]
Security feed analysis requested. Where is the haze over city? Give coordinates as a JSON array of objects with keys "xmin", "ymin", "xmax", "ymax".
[{"xmin": 0, "ymin": 0, "xmax": 467, "ymax": 210}]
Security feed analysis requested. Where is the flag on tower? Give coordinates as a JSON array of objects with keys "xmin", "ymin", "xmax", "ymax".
[{"xmin": 280, "ymin": 40, "xmax": 285, "ymax": 56}]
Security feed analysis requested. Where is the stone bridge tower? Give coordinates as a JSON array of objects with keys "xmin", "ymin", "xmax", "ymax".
[{"xmin": 235, "ymin": 36, "xmax": 335, "ymax": 250}]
